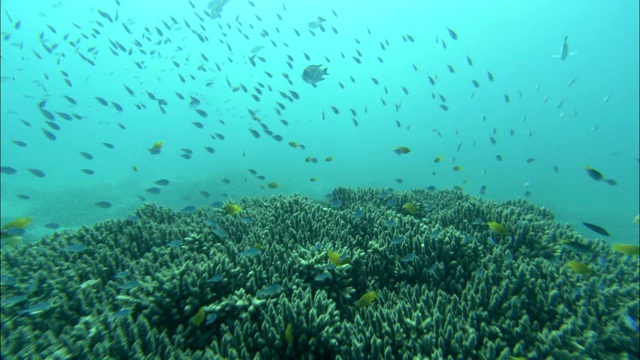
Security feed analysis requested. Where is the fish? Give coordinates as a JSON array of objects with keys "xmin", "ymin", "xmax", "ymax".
[
  {"xmin": 2, "ymin": 217, "xmax": 32, "ymax": 230},
  {"xmin": 611, "ymin": 244, "xmax": 639, "ymax": 256},
  {"xmin": 267, "ymin": 182, "xmax": 281, "ymax": 189},
  {"xmin": 402, "ymin": 202, "xmax": 418, "ymax": 215},
  {"xmin": 222, "ymin": 203, "xmax": 242, "ymax": 215},
  {"xmin": 27, "ymin": 168, "xmax": 46, "ymax": 178},
  {"xmin": 487, "ymin": 221, "xmax": 509, "ymax": 236},
  {"xmin": 154, "ymin": 179, "xmax": 170, "ymax": 186},
  {"xmin": 44, "ymin": 223, "xmax": 60, "ymax": 229},
  {"xmin": 168, "ymin": 240, "xmax": 183, "ymax": 247},
  {"xmin": 555, "ymin": 36, "xmax": 576, "ymax": 61},
  {"xmin": 558, "ymin": 240, "xmax": 593, "ymax": 255},
  {"xmin": 447, "ymin": 28, "xmax": 458, "ymax": 40},
  {"xmin": 81, "ymin": 169, "xmax": 94, "ymax": 175},
  {"xmin": 582, "ymin": 222, "xmax": 610, "ymax": 237},
  {"xmin": 394, "ymin": 146, "xmax": 410, "ymax": 155},
  {"xmin": 1, "ymin": 166, "xmax": 17, "ymax": 174},
  {"xmin": 355, "ymin": 291, "xmax": 377, "ymax": 307},
  {"xmin": 453, "ymin": 165, "xmax": 463, "ymax": 171},
  {"xmin": 112, "ymin": 309, "xmax": 131, "ymax": 318},
  {"xmin": 285, "ymin": 323, "xmax": 293, "ymax": 343},
  {"xmin": 327, "ymin": 250, "xmax": 351, "ymax": 266},
  {"xmin": 145, "ymin": 187, "xmax": 161, "ymax": 195},
  {"xmin": 239, "ymin": 248, "xmax": 260, "ymax": 257},
  {"xmin": 63, "ymin": 244, "xmax": 87, "ymax": 252},
  {"xmin": 434, "ymin": 156, "xmax": 443, "ymax": 163},
  {"xmin": 79, "ymin": 151, "xmax": 94, "ymax": 160},
  {"xmin": 18, "ymin": 301, "xmax": 52, "ymax": 315},
  {"xmin": 117, "ymin": 280, "xmax": 140, "ymax": 290},
  {"xmin": 208, "ymin": 274, "xmax": 224, "ymax": 283},
  {"xmin": 148, "ymin": 140, "xmax": 164, "ymax": 154},
  {"xmin": 567, "ymin": 260, "xmax": 591, "ymax": 275},
  {"xmin": 401, "ymin": 253, "xmax": 417, "ymax": 262},
  {"xmin": 314, "ymin": 273, "xmax": 330, "ymax": 282},
  {"xmin": 257, "ymin": 284, "xmax": 282, "ymax": 298},
  {"xmin": 205, "ymin": 313, "xmax": 217, "ymax": 325},
  {"xmin": 584, "ymin": 165, "xmax": 603, "ymax": 181},
  {"xmin": 190, "ymin": 307, "xmax": 205, "ymax": 326}
]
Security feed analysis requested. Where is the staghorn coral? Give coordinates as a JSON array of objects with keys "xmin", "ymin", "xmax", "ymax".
[{"xmin": 1, "ymin": 188, "xmax": 638, "ymax": 359}]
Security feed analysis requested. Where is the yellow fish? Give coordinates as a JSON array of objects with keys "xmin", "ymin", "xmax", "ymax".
[
  {"xmin": 222, "ymin": 202, "xmax": 242, "ymax": 215},
  {"xmin": 453, "ymin": 165, "xmax": 463, "ymax": 171},
  {"xmin": 567, "ymin": 261, "xmax": 591, "ymax": 275},
  {"xmin": 355, "ymin": 291, "xmax": 377, "ymax": 307},
  {"xmin": 310, "ymin": 177, "xmax": 318, "ymax": 182},
  {"xmin": 285, "ymin": 323, "xmax": 293, "ymax": 343},
  {"xmin": 434, "ymin": 156, "xmax": 443, "ymax": 163},
  {"xmin": 325, "ymin": 156, "xmax": 334, "ymax": 162},
  {"xmin": 327, "ymin": 250, "xmax": 351, "ymax": 266},
  {"xmin": 393, "ymin": 146, "xmax": 410, "ymax": 155},
  {"xmin": 267, "ymin": 182, "xmax": 281, "ymax": 189},
  {"xmin": 487, "ymin": 221, "xmax": 509, "ymax": 236},
  {"xmin": 634, "ymin": 214, "xmax": 639, "ymax": 223},
  {"xmin": 148, "ymin": 140, "xmax": 164, "ymax": 154},
  {"xmin": 611, "ymin": 244, "xmax": 639, "ymax": 256},
  {"xmin": 402, "ymin": 202, "xmax": 418, "ymax": 215},
  {"xmin": 190, "ymin": 307, "xmax": 205, "ymax": 326},
  {"xmin": 2, "ymin": 217, "xmax": 32, "ymax": 230}
]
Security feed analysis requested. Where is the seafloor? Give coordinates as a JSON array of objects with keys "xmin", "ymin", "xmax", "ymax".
[{"xmin": 1, "ymin": 188, "xmax": 638, "ymax": 359}]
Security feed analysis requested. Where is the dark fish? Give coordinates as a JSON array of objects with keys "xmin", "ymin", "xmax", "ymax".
[
  {"xmin": 95, "ymin": 201, "xmax": 112, "ymax": 208},
  {"xmin": 27, "ymin": 168, "xmax": 46, "ymax": 177},
  {"xmin": 1, "ymin": 167, "xmax": 17, "ymax": 174},
  {"xmin": 487, "ymin": 71, "xmax": 494, "ymax": 82},
  {"xmin": 195, "ymin": 109, "xmax": 208, "ymax": 118},
  {"xmin": 111, "ymin": 102, "xmax": 124, "ymax": 112},
  {"xmin": 46, "ymin": 121, "xmax": 61, "ymax": 131},
  {"xmin": 17, "ymin": 194, "xmax": 30, "ymax": 200},
  {"xmin": 192, "ymin": 122, "xmax": 204, "ymax": 129},
  {"xmin": 447, "ymin": 28, "xmax": 458, "ymax": 40},
  {"xmin": 584, "ymin": 165, "xmax": 603, "ymax": 181},
  {"xmin": 12, "ymin": 140, "xmax": 27, "ymax": 147},
  {"xmin": 81, "ymin": 169, "xmax": 95, "ymax": 175},
  {"xmin": 95, "ymin": 97, "xmax": 109, "ymax": 106},
  {"xmin": 40, "ymin": 108, "xmax": 55, "ymax": 120},
  {"xmin": 42, "ymin": 128, "xmax": 56, "ymax": 140},
  {"xmin": 145, "ymin": 187, "xmax": 161, "ymax": 194},
  {"xmin": 154, "ymin": 179, "xmax": 170, "ymax": 186},
  {"xmin": 44, "ymin": 223, "xmax": 60, "ymax": 229},
  {"xmin": 204, "ymin": 146, "xmax": 215, "ymax": 154},
  {"xmin": 79, "ymin": 152, "xmax": 94, "ymax": 160},
  {"xmin": 63, "ymin": 95, "xmax": 77, "ymax": 105},
  {"xmin": 249, "ymin": 129, "xmax": 260, "ymax": 138},
  {"xmin": 582, "ymin": 222, "xmax": 610, "ymax": 237},
  {"xmin": 102, "ymin": 142, "xmax": 114, "ymax": 149}
]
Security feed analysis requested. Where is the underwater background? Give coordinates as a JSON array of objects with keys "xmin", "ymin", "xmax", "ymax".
[{"xmin": 1, "ymin": 0, "xmax": 639, "ymax": 359}]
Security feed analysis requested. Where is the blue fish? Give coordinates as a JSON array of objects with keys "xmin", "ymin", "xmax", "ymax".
[
  {"xmin": 2, "ymin": 295, "xmax": 27, "ymax": 306},
  {"xmin": 44, "ymin": 222, "xmax": 60, "ymax": 229},
  {"xmin": 352, "ymin": 209, "xmax": 364, "ymax": 218},
  {"xmin": 239, "ymin": 248, "xmax": 260, "ymax": 257},
  {"xmin": 181, "ymin": 205, "xmax": 196, "ymax": 213},
  {"xmin": 390, "ymin": 236, "xmax": 404, "ymax": 245},
  {"xmin": 205, "ymin": 313, "xmax": 218, "ymax": 325},
  {"xmin": 63, "ymin": 244, "xmax": 87, "ymax": 252},
  {"xmin": 18, "ymin": 301, "xmax": 52, "ymax": 315},
  {"xmin": 118, "ymin": 280, "xmax": 140, "ymax": 290},
  {"xmin": 208, "ymin": 274, "xmax": 223, "ymax": 283},
  {"xmin": 241, "ymin": 217, "xmax": 253, "ymax": 224},
  {"xmin": 401, "ymin": 253, "xmax": 417, "ymax": 262},
  {"xmin": 212, "ymin": 228, "xmax": 227, "ymax": 238},
  {"xmin": 114, "ymin": 270, "xmax": 129, "ymax": 279},
  {"xmin": 168, "ymin": 240, "xmax": 183, "ymax": 247},
  {"xmin": 329, "ymin": 200, "xmax": 342, "ymax": 208},
  {"xmin": 112, "ymin": 308, "xmax": 131, "ymax": 318},
  {"xmin": 384, "ymin": 220, "xmax": 395, "ymax": 228},
  {"xmin": 314, "ymin": 273, "xmax": 330, "ymax": 282},
  {"xmin": 257, "ymin": 284, "xmax": 282, "ymax": 298}
]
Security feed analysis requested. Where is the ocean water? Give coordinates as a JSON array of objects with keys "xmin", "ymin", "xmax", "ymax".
[{"xmin": 1, "ymin": 0, "xmax": 638, "ymax": 244}]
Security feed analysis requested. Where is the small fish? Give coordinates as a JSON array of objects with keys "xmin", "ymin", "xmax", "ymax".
[
  {"xmin": 584, "ymin": 165, "xmax": 604, "ymax": 181},
  {"xmin": 257, "ymin": 284, "xmax": 282, "ymax": 298},
  {"xmin": 611, "ymin": 244, "xmax": 639, "ymax": 256},
  {"xmin": 154, "ymin": 179, "xmax": 170, "ymax": 186},
  {"xmin": 168, "ymin": 240, "xmax": 183, "ymax": 247},
  {"xmin": 446, "ymin": 28, "xmax": 458, "ymax": 40},
  {"xmin": 582, "ymin": 222, "xmax": 610, "ymax": 237},
  {"xmin": 384, "ymin": 220, "xmax": 395, "ymax": 227},
  {"xmin": 205, "ymin": 313, "xmax": 217, "ymax": 325},
  {"xmin": 112, "ymin": 308, "xmax": 132, "ymax": 318},
  {"xmin": 314, "ymin": 273, "xmax": 330, "ymax": 282},
  {"xmin": 63, "ymin": 244, "xmax": 87, "ymax": 252},
  {"xmin": 327, "ymin": 250, "xmax": 350, "ymax": 266},
  {"xmin": 1, "ymin": 166, "xmax": 17, "ymax": 174},
  {"xmin": 145, "ymin": 187, "xmax": 161, "ymax": 194},
  {"xmin": 2, "ymin": 217, "xmax": 32, "ymax": 230},
  {"xmin": 79, "ymin": 151, "xmax": 94, "ymax": 160},
  {"xmin": 393, "ymin": 146, "xmax": 410, "ymax": 155},
  {"xmin": 117, "ymin": 280, "xmax": 140, "ymax": 290},
  {"xmin": 555, "ymin": 36, "xmax": 576, "ymax": 61},
  {"xmin": 190, "ymin": 307, "xmax": 205, "ymax": 326},
  {"xmin": 567, "ymin": 260, "xmax": 591, "ymax": 275},
  {"xmin": 352, "ymin": 209, "xmax": 364, "ymax": 218},
  {"xmin": 239, "ymin": 248, "xmax": 260, "ymax": 257},
  {"xmin": 401, "ymin": 253, "xmax": 417, "ymax": 262},
  {"xmin": 285, "ymin": 323, "xmax": 293, "ymax": 343},
  {"xmin": 148, "ymin": 140, "xmax": 164, "ymax": 154},
  {"xmin": 18, "ymin": 301, "xmax": 52, "ymax": 315},
  {"xmin": 27, "ymin": 168, "xmax": 46, "ymax": 178},
  {"xmin": 95, "ymin": 201, "xmax": 112, "ymax": 208},
  {"xmin": 44, "ymin": 222, "xmax": 60, "ymax": 230},
  {"xmin": 487, "ymin": 221, "xmax": 509, "ymax": 236},
  {"xmin": 390, "ymin": 236, "xmax": 404, "ymax": 245},
  {"xmin": 207, "ymin": 274, "xmax": 224, "ymax": 283},
  {"xmin": 558, "ymin": 240, "xmax": 592, "ymax": 255},
  {"xmin": 222, "ymin": 203, "xmax": 242, "ymax": 215},
  {"xmin": 355, "ymin": 291, "xmax": 377, "ymax": 307}
]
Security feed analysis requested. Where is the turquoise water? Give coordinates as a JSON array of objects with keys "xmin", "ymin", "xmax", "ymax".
[{"xmin": 1, "ymin": 0, "xmax": 638, "ymax": 244}]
